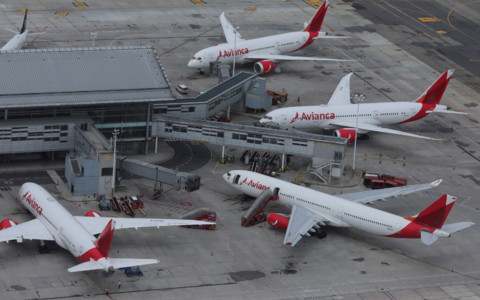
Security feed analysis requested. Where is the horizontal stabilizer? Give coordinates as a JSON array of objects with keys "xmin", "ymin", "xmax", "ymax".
[
  {"xmin": 420, "ymin": 230, "xmax": 439, "ymax": 245},
  {"xmin": 68, "ymin": 258, "xmax": 159, "ymax": 272},
  {"xmin": 442, "ymin": 222, "xmax": 475, "ymax": 234},
  {"xmin": 428, "ymin": 110, "xmax": 468, "ymax": 115},
  {"xmin": 313, "ymin": 36, "xmax": 350, "ymax": 39},
  {"xmin": 109, "ymin": 258, "xmax": 159, "ymax": 269},
  {"xmin": 68, "ymin": 261, "xmax": 106, "ymax": 272}
]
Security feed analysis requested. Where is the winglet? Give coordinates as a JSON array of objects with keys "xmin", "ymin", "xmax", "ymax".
[
  {"xmin": 303, "ymin": 0, "xmax": 329, "ymax": 32},
  {"xmin": 327, "ymin": 73, "xmax": 353, "ymax": 106},
  {"xmin": 430, "ymin": 179, "xmax": 443, "ymax": 187},
  {"xmin": 415, "ymin": 70, "xmax": 454, "ymax": 105},
  {"xmin": 20, "ymin": 9, "xmax": 28, "ymax": 34}
]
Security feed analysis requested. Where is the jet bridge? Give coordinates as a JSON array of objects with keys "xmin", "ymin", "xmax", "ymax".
[
  {"xmin": 152, "ymin": 116, "xmax": 348, "ymax": 177},
  {"xmin": 116, "ymin": 157, "xmax": 200, "ymax": 192}
]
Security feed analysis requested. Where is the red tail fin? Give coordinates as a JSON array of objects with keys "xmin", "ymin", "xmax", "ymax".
[
  {"xmin": 94, "ymin": 219, "xmax": 115, "ymax": 257},
  {"xmin": 415, "ymin": 70, "xmax": 454, "ymax": 105},
  {"xmin": 303, "ymin": 0, "xmax": 329, "ymax": 32},
  {"xmin": 413, "ymin": 195, "xmax": 455, "ymax": 228}
]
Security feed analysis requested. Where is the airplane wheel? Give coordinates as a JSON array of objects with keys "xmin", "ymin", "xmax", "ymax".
[
  {"xmin": 316, "ymin": 230, "xmax": 327, "ymax": 239},
  {"xmin": 38, "ymin": 244, "xmax": 49, "ymax": 254}
]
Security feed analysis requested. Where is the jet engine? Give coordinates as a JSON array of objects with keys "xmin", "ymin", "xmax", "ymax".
[
  {"xmin": 0, "ymin": 219, "xmax": 18, "ymax": 230},
  {"xmin": 334, "ymin": 129, "xmax": 357, "ymax": 143},
  {"xmin": 267, "ymin": 213, "xmax": 289, "ymax": 229},
  {"xmin": 85, "ymin": 210, "xmax": 102, "ymax": 217},
  {"xmin": 253, "ymin": 60, "xmax": 276, "ymax": 74}
]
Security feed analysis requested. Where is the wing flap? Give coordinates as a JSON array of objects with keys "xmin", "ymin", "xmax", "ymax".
[
  {"xmin": 329, "ymin": 120, "xmax": 442, "ymax": 140},
  {"xmin": 75, "ymin": 216, "xmax": 215, "ymax": 235},
  {"xmin": 339, "ymin": 179, "xmax": 442, "ymax": 204},
  {"xmin": 0, "ymin": 219, "xmax": 54, "ymax": 243},
  {"xmin": 284, "ymin": 205, "xmax": 328, "ymax": 247}
]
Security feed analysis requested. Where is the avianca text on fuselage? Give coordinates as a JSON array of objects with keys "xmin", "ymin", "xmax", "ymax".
[
  {"xmin": 240, "ymin": 177, "xmax": 270, "ymax": 191},
  {"xmin": 219, "ymin": 48, "xmax": 249, "ymax": 58},
  {"xmin": 22, "ymin": 191, "xmax": 43, "ymax": 215},
  {"xmin": 290, "ymin": 111, "xmax": 335, "ymax": 123}
]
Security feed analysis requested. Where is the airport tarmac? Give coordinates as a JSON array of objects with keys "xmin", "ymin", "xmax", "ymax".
[{"xmin": 0, "ymin": 0, "xmax": 480, "ymax": 299}]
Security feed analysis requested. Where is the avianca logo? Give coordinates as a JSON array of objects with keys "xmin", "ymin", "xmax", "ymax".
[
  {"xmin": 290, "ymin": 112, "xmax": 335, "ymax": 123},
  {"xmin": 240, "ymin": 177, "xmax": 270, "ymax": 191},
  {"xmin": 219, "ymin": 48, "xmax": 249, "ymax": 58},
  {"xmin": 22, "ymin": 191, "xmax": 43, "ymax": 215}
]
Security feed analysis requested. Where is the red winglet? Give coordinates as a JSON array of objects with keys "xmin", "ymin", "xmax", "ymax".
[
  {"xmin": 94, "ymin": 219, "xmax": 115, "ymax": 257},
  {"xmin": 303, "ymin": 0, "xmax": 329, "ymax": 32},
  {"xmin": 415, "ymin": 70, "xmax": 454, "ymax": 105}
]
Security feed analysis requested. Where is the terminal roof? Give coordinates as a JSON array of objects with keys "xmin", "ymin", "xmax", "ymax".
[{"xmin": 0, "ymin": 46, "xmax": 175, "ymax": 108}]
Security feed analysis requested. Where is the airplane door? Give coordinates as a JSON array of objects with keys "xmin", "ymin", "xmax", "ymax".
[
  {"xmin": 233, "ymin": 174, "xmax": 240, "ymax": 184},
  {"xmin": 208, "ymin": 52, "xmax": 215, "ymax": 62},
  {"xmin": 275, "ymin": 42, "xmax": 280, "ymax": 50},
  {"xmin": 372, "ymin": 110, "xmax": 379, "ymax": 119},
  {"xmin": 280, "ymin": 114, "xmax": 288, "ymax": 124}
]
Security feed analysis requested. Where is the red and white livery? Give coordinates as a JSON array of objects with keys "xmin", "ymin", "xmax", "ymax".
[
  {"xmin": 223, "ymin": 170, "xmax": 474, "ymax": 246},
  {"xmin": 188, "ymin": 0, "xmax": 350, "ymax": 74},
  {"xmin": 259, "ymin": 70, "xmax": 466, "ymax": 140},
  {"xmin": 0, "ymin": 183, "xmax": 214, "ymax": 272}
]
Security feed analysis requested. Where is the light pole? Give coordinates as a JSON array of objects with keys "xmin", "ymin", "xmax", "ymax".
[
  {"xmin": 232, "ymin": 26, "xmax": 239, "ymax": 76},
  {"xmin": 352, "ymin": 102, "xmax": 359, "ymax": 177},
  {"xmin": 111, "ymin": 128, "xmax": 119, "ymax": 197},
  {"xmin": 90, "ymin": 32, "xmax": 97, "ymax": 48}
]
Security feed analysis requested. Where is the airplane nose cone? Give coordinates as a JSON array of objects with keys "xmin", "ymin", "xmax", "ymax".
[{"xmin": 188, "ymin": 60, "xmax": 195, "ymax": 68}]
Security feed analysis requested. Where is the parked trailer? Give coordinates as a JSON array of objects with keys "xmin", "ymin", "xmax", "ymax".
[
  {"xmin": 110, "ymin": 197, "xmax": 120, "ymax": 212},
  {"xmin": 364, "ymin": 173, "xmax": 407, "ymax": 189},
  {"xmin": 181, "ymin": 208, "xmax": 216, "ymax": 230},
  {"xmin": 123, "ymin": 199, "xmax": 135, "ymax": 216},
  {"xmin": 98, "ymin": 194, "xmax": 110, "ymax": 211}
]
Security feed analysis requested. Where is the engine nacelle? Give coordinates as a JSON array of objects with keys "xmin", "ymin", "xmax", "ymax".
[
  {"xmin": 254, "ymin": 60, "xmax": 276, "ymax": 74},
  {"xmin": 334, "ymin": 129, "xmax": 357, "ymax": 143},
  {"xmin": 0, "ymin": 219, "xmax": 18, "ymax": 230},
  {"xmin": 85, "ymin": 210, "xmax": 102, "ymax": 217},
  {"xmin": 267, "ymin": 213, "xmax": 289, "ymax": 229}
]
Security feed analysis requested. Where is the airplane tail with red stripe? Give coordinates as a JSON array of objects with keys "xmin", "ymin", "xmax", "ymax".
[
  {"xmin": 413, "ymin": 194, "xmax": 455, "ymax": 228},
  {"xmin": 412, "ymin": 194, "xmax": 474, "ymax": 245},
  {"xmin": 415, "ymin": 69, "xmax": 454, "ymax": 105},
  {"xmin": 303, "ymin": 0, "xmax": 329, "ymax": 32},
  {"xmin": 94, "ymin": 219, "xmax": 115, "ymax": 257}
]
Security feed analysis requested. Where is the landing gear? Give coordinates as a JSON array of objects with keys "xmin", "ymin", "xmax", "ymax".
[
  {"xmin": 199, "ymin": 69, "xmax": 205, "ymax": 75},
  {"xmin": 38, "ymin": 241, "xmax": 49, "ymax": 254},
  {"xmin": 315, "ymin": 229, "xmax": 327, "ymax": 239}
]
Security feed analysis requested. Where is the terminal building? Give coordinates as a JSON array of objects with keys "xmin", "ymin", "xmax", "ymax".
[{"xmin": 0, "ymin": 46, "xmax": 348, "ymax": 196}]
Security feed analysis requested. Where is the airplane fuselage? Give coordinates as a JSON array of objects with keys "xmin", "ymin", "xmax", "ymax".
[
  {"xmin": 188, "ymin": 31, "xmax": 318, "ymax": 68},
  {"xmin": 261, "ymin": 102, "xmax": 447, "ymax": 130},
  {"xmin": 18, "ymin": 183, "xmax": 106, "ymax": 262},
  {"xmin": 223, "ymin": 171, "xmax": 445, "ymax": 238},
  {"xmin": 1, "ymin": 31, "xmax": 27, "ymax": 51}
]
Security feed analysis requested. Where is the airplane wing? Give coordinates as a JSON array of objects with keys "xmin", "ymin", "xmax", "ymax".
[
  {"xmin": 75, "ymin": 217, "xmax": 214, "ymax": 235},
  {"xmin": 338, "ymin": 179, "xmax": 442, "ymax": 204},
  {"xmin": 284, "ymin": 205, "xmax": 329, "ymax": 247},
  {"xmin": 0, "ymin": 219, "xmax": 54, "ymax": 243},
  {"xmin": 327, "ymin": 73, "xmax": 353, "ymax": 106},
  {"xmin": 329, "ymin": 120, "xmax": 442, "ymax": 140},
  {"xmin": 220, "ymin": 12, "xmax": 244, "ymax": 44},
  {"xmin": 244, "ymin": 53, "xmax": 353, "ymax": 62}
]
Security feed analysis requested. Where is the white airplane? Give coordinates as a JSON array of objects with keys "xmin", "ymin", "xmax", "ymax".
[
  {"xmin": 188, "ymin": 0, "xmax": 351, "ymax": 74},
  {"xmin": 259, "ymin": 70, "xmax": 466, "ymax": 141},
  {"xmin": 0, "ymin": 182, "xmax": 214, "ymax": 272},
  {"xmin": 1, "ymin": 9, "xmax": 44, "ymax": 51},
  {"xmin": 223, "ymin": 170, "xmax": 474, "ymax": 247}
]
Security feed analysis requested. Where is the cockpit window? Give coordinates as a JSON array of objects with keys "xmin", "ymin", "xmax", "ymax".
[
  {"xmin": 227, "ymin": 172, "xmax": 231, "ymax": 177},
  {"xmin": 263, "ymin": 116, "xmax": 272, "ymax": 120},
  {"xmin": 197, "ymin": 57, "xmax": 201, "ymax": 60}
]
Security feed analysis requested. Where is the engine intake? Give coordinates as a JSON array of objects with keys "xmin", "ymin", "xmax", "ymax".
[
  {"xmin": 85, "ymin": 210, "xmax": 102, "ymax": 217},
  {"xmin": 254, "ymin": 60, "xmax": 276, "ymax": 74},
  {"xmin": 0, "ymin": 219, "xmax": 18, "ymax": 230},
  {"xmin": 267, "ymin": 213, "xmax": 289, "ymax": 229},
  {"xmin": 334, "ymin": 129, "xmax": 357, "ymax": 143}
]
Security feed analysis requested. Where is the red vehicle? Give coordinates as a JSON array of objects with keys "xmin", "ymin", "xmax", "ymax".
[{"xmin": 364, "ymin": 173, "xmax": 407, "ymax": 189}]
